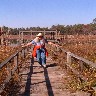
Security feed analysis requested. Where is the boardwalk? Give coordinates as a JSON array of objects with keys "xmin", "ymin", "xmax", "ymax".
[
  {"xmin": 18, "ymin": 56, "xmax": 90, "ymax": 96},
  {"xmin": 0, "ymin": 46, "xmax": 92, "ymax": 96},
  {"xmin": 18, "ymin": 56, "xmax": 71, "ymax": 96}
]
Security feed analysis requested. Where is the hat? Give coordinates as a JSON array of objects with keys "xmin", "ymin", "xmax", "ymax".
[{"xmin": 36, "ymin": 33, "xmax": 43, "ymax": 37}]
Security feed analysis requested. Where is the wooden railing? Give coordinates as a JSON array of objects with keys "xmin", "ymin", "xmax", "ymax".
[
  {"xmin": 1, "ymin": 43, "xmax": 96, "ymax": 93},
  {"xmin": 49, "ymin": 45, "xmax": 96, "ymax": 92},
  {"xmin": 0, "ymin": 46, "xmax": 32, "ymax": 93},
  {"xmin": 50, "ymin": 45, "xmax": 96, "ymax": 95},
  {"xmin": 66, "ymin": 51, "xmax": 96, "ymax": 81},
  {"xmin": 57, "ymin": 47, "xmax": 96, "ymax": 80}
]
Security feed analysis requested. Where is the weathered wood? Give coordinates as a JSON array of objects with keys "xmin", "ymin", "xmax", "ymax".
[
  {"xmin": 58, "ymin": 46, "xmax": 96, "ymax": 68},
  {"xmin": 18, "ymin": 30, "xmax": 58, "ymax": 44},
  {"xmin": 19, "ymin": 30, "xmax": 57, "ymax": 33},
  {"xmin": 66, "ymin": 62, "xmax": 87, "ymax": 81},
  {"xmin": 70, "ymin": 53, "xmax": 96, "ymax": 68},
  {"xmin": 56, "ymin": 46, "xmax": 96, "ymax": 83},
  {"xmin": 79, "ymin": 60, "xmax": 84, "ymax": 72},
  {"xmin": 0, "ymin": 46, "xmax": 32, "ymax": 93},
  {"xmin": 67, "ymin": 52, "xmax": 71, "ymax": 64},
  {"xmin": 0, "ymin": 52, "xmax": 18, "ymax": 68}
]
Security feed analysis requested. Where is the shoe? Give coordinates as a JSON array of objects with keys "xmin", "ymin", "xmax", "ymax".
[{"xmin": 42, "ymin": 65, "xmax": 46, "ymax": 68}]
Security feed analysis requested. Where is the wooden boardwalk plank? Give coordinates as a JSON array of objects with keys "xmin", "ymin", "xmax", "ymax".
[{"xmin": 18, "ymin": 57, "xmax": 90, "ymax": 96}]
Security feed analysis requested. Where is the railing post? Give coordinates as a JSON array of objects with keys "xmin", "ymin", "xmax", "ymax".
[
  {"xmin": 31, "ymin": 31, "xmax": 32, "ymax": 39},
  {"xmin": 13, "ymin": 55, "xmax": 18, "ymax": 74},
  {"xmin": 67, "ymin": 52, "xmax": 71, "ymax": 64},
  {"xmin": 16, "ymin": 54, "xmax": 19, "ymax": 73},
  {"xmin": 44, "ymin": 30, "xmax": 45, "ymax": 37},
  {"xmin": 56, "ymin": 30, "xmax": 57, "ymax": 41},
  {"xmin": 14, "ymin": 55, "xmax": 18, "ymax": 65},
  {"xmin": 79, "ymin": 60, "xmax": 84, "ymax": 72},
  {"xmin": 19, "ymin": 31, "xmax": 21, "ymax": 44},
  {"xmin": 23, "ymin": 49, "xmax": 25, "ymax": 58},
  {"xmin": 6, "ymin": 62, "xmax": 12, "ymax": 81},
  {"xmin": 21, "ymin": 32, "xmax": 24, "ymax": 43}
]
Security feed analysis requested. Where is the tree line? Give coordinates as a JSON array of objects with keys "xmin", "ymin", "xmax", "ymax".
[{"xmin": 1, "ymin": 18, "xmax": 96, "ymax": 35}]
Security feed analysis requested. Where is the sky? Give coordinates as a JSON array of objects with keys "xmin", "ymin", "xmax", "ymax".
[{"xmin": 0, "ymin": 0, "xmax": 96, "ymax": 28}]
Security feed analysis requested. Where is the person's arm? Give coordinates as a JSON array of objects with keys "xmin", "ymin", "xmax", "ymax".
[
  {"xmin": 48, "ymin": 41, "xmax": 58, "ymax": 47},
  {"xmin": 22, "ymin": 42, "xmax": 32, "ymax": 48},
  {"xmin": 44, "ymin": 39, "xmax": 59, "ymax": 47}
]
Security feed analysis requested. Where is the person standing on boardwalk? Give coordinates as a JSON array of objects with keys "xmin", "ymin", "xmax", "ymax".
[{"xmin": 22, "ymin": 33, "xmax": 58, "ymax": 68}]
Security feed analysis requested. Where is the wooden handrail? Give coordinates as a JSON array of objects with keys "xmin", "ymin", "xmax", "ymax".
[
  {"xmin": 0, "ymin": 51, "xmax": 19, "ymax": 68},
  {"xmin": 19, "ymin": 30, "xmax": 57, "ymax": 33},
  {"xmin": 51, "ymin": 46, "xmax": 96, "ymax": 83},
  {"xmin": 68, "ymin": 52, "xmax": 96, "ymax": 68},
  {"xmin": 57, "ymin": 46, "xmax": 96, "ymax": 68},
  {"xmin": 0, "ymin": 46, "xmax": 32, "ymax": 93}
]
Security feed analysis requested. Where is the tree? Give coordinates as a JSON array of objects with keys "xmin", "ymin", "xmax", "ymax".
[{"xmin": 92, "ymin": 18, "xmax": 96, "ymax": 24}]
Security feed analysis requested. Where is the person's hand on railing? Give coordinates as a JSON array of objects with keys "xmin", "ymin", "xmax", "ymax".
[
  {"xmin": 21, "ymin": 44, "xmax": 26, "ymax": 48},
  {"xmin": 55, "ymin": 44, "xmax": 60, "ymax": 47},
  {"xmin": 21, "ymin": 42, "xmax": 32, "ymax": 48}
]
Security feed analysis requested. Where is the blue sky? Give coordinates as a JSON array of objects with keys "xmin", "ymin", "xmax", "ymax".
[{"xmin": 0, "ymin": 0, "xmax": 96, "ymax": 28}]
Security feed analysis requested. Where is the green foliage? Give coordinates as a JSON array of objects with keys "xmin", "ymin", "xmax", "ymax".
[{"xmin": 92, "ymin": 18, "xmax": 96, "ymax": 24}]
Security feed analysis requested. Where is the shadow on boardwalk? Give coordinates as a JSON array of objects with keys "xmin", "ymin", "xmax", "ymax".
[
  {"xmin": 22, "ymin": 58, "xmax": 57, "ymax": 96},
  {"xmin": 23, "ymin": 58, "xmax": 34, "ymax": 96}
]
